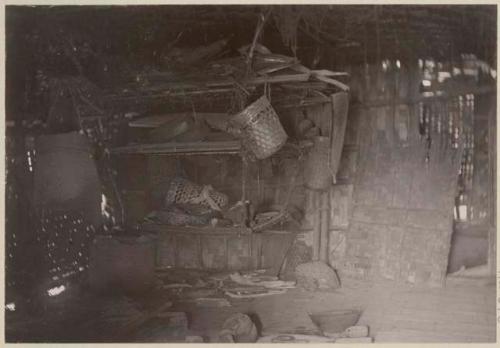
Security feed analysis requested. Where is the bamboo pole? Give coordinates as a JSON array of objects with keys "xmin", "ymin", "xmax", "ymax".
[
  {"xmin": 319, "ymin": 190, "xmax": 330, "ymax": 262},
  {"xmin": 312, "ymin": 190, "xmax": 321, "ymax": 261},
  {"xmin": 487, "ymin": 95, "xmax": 496, "ymax": 275}
]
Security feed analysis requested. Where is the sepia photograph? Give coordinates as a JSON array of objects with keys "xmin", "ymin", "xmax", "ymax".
[{"xmin": 3, "ymin": 3, "xmax": 498, "ymax": 343}]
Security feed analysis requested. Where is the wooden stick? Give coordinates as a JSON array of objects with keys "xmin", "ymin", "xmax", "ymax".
[
  {"xmin": 319, "ymin": 190, "xmax": 330, "ymax": 262},
  {"xmin": 312, "ymin": 190, "xmax": 321, "ymax": 261},
  {"xmin": 330, "ymin": 92, "xmax": 350, "ymax": 181},
  {"xmin": 487, "ymin": 97, "xmax": 496, "ymax": 275},
  {"xmin": 246, "ymin": 8, "xmax": 273, "ymax": 76}
]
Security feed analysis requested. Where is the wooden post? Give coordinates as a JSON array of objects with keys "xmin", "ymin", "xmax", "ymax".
[
  {"xmin": 487, "ymin": 95, "xmax": 496, "ymax": 275},
  {"xmin": 241, "ymin": 154, "xmax": 250, "ymax": 226},
  {"xmin": 312, "ymin": 190, "xmax": 321, "ymax": 261},
  {"xmin": 319, "ymin": 190, "xmax": 330, "ymax": 262}
]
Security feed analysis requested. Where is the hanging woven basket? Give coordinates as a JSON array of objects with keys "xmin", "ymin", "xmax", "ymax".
[{"xmin": 230, "ymin": 96, "xmax": 288, "ymax": 160}]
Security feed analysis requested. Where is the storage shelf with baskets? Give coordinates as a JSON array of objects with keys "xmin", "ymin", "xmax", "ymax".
[
  {"xmin": 105, "ymin": 88, "xmax": 338, "ymax": 272},
  {"xmin": 108, "ymin": 94, "xmax": 315, "ymax": 230}
]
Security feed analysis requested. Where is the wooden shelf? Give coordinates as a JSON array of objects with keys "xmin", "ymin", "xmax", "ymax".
[
  {"xmin": 139, "ymin": 222, "xmax": 296, "ymax": 235},
  {"xmin": 140, "ymin": 223, "xmax": 251, "ymax": 235},
  {"xmin": 109, "ymin": 140, "xmax": 311, "ymax": 156},
  {"xmin": 109, "ymin": 140, "xmax": 242, "ymax": 155},
  {"xmin": 104, "ymin": 73, "xmax": 311, "ymax": 102}
]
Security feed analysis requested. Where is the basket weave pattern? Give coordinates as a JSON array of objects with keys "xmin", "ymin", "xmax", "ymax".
[
  {"xmin": 165, "ymin": 177, "xmax": 228, "ymax": 210},
  {"xmin": 232, "ymin": 96, "xmax": 287, "ymax": 159}
]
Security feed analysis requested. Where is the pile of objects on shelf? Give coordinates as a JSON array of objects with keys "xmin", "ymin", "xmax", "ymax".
[
  {"xmin": 105, "ymin": 34, "xmax": 349, "ymax": 153},
  {"xmin": 143, "ymin": 174, "xmax": 303, "ymax": 231},
  {"xmin": 104, "ymin": 37, "xmax": 348, "ymax": 111}
]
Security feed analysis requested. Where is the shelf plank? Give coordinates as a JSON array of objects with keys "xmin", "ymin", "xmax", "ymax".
[
  {"xmin": 109, "ymin": 140, "xmax": 242, "ymax": 155},
  {"xmin": 104, "ymin": 73, "xmax": 310, "ymax": 101},
  {"xmin": 109, "ymin": 140, "xmax": 312, "ymax": 156},
  {"xmin": 141, "ymin": 223, "xmax": 252, "ymax": 235},
  {"xmin": 140, "ymin": 222, "xmax": 297, "ymax": 235}
]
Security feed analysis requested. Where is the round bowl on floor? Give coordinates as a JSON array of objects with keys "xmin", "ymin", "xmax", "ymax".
[{"xmin": 309, "ymin": 309, "xmax": 361, "ymax": 334}]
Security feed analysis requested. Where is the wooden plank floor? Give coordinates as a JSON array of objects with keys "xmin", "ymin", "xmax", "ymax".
[
  {"xmin": 213, "ymin": 280, "xmax": 497, "ymax": 343},
  {"xmin": 6, "ymin": 276, "xmax": 495, "ymax": 343},
  {"xmin": 368, "ymin": 284, "xmax": 497, "ymax": 342}
]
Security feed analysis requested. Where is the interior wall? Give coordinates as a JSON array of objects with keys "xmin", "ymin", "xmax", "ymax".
[
  {"xmin": 470, "ymin": 93, "xmax": 495, "ymax": 223},
  {"xmin": 447, "ymin": 92, "xmax": 496, "ymax": 273},
  {"xmin": 338, "ymin": 104, "xmax": 459, "ymax": 286},
  {"xmin": 326, "ymin": 60, "xmax": 485, "ymax": 287}
]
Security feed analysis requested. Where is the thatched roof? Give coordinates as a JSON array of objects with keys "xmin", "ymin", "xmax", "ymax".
[{"xmin": 6, "ymin": 4, "xmax": 496, "ymax": 66}]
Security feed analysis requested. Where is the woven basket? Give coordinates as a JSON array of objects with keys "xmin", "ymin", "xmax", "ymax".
[
  {"xmin": 165, "ymin": 177, "xmax": 228, "ymax": 210},
  {"xmin": 231, "ymin": 96, "xmax": 288, "ymax": 159},
  {"xmin": 304, "ymin": 136, "xmax": 332, "ymax": 190}
]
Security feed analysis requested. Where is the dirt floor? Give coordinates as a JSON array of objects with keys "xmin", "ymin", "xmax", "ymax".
[{"xmin": 6, "ymin": 274, "xmax": 496, "ymax": 343}]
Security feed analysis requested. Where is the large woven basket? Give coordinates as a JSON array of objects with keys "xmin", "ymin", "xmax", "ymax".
[
  {"xmin": 231, "ymin": 96, "xmax": 288, "ymax": 159},
  {"xmin": 164, "ymin": 177, "xmax": 228, "ymax": 210}
]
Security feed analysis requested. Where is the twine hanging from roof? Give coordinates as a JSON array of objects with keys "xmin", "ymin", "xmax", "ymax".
[{"xmin": 272, "ymin": 6, "xmax": 301, "ymax": 56}]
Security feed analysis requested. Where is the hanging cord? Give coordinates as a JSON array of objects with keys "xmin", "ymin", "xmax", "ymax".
[
  {"xmin": 264, "ymin": 82, "xmax": 272, "ymax": 103},
  {"xmin": 174, "ymin": 157, "xmax": 187, "ymax": 178},
  {"xmin": 190, "ymin": 98, "xmax": 198, "ymax": 125},
  {"xmin": 66, "ymin": 79, "xmax": 83, "ymax": 131}
]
